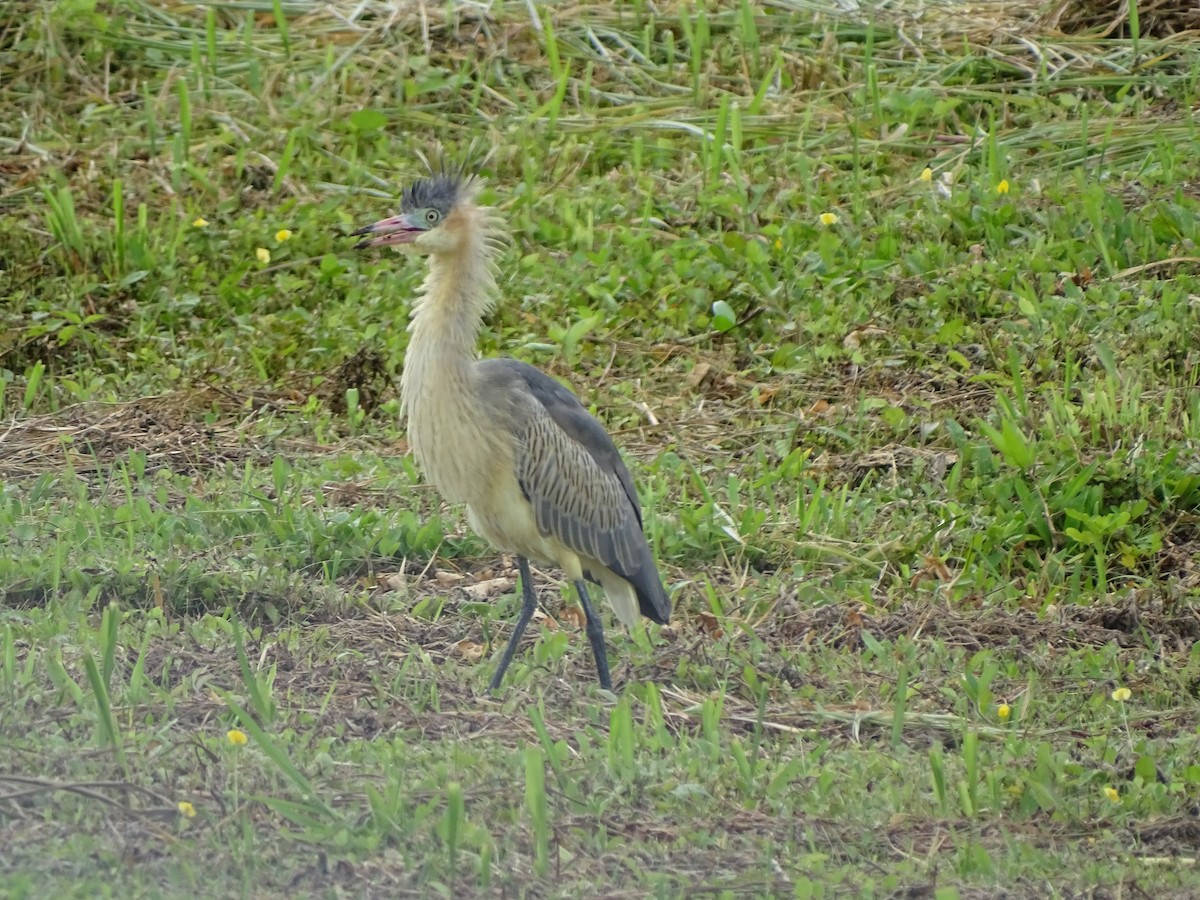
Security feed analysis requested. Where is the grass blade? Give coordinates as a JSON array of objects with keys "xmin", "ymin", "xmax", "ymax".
[{"xmin": 82, "ymin": 650, "xmax": 126, "ymax": 772}]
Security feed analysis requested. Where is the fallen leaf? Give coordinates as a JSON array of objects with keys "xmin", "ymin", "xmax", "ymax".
[
  {"xmin": 318, "ymin": 30, "xmax": 366, "ymax": 46},
  {"xmin": 910, "ymin": 555, "xmax": 956, "ymax": 587},
  {"xmin": 559, "ymin": 606, "xmax": 586, "ymax": 629},
  {"xmin": 454, "ymin": 639, "xmax": 485, "ymax": 662},
  {"xmin": 755, "ymin": 384, "xmax": 780, "ymax": 406},
  {"xmin": 697, "ymin": 611, "xmax": 724, "ymax": 640},
  {"xmin": 843, "ymin": 325, "xmax": 888, "ymax": 350},
  {"xmin": 462, "ymin": 577, "xmax": 512, "ymax": 601},
  {"xmin": 380, "ymin": 573, "xmax": 406, "ymax": 593},
  {"xmin": 929, "ymin": 452, "xmax": 950, "ymax": 481},
  {"xmin": 1053, "ymin": 266, "xmax": 1094, "ymax": 295},
  {"xmin": 687, "ymin": 361, "xmax": 712, "ymax": 387}
]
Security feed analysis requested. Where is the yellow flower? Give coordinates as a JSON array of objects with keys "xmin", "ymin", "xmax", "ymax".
[
  {"xmin": 997, "ymin": 703, "xmax": 1011, "ymax": 721},
  {"xmin": 227, "ymin": 729, "xmax": 248, "ymax": 746},
  {"xmin": 773, "ymin": 238, "xmax": 783, "ymax": 251},
  {"xmin": 1103, "ymin": 786, "xmax": 1120, "ymax": 803},
  {"xmin": 255, "ymin": 247, "xmax": 270, "ymax": 264},
  {"xmin": 919, "ymin": 167, "xmax": 933, "ymax": 182},
  {"xmin": 818, "ymin": 212, "xmax": 839, "ymax": 226},
  {"xmin": 1111, "ymin": 687, "xmax": 1131, "ymax": 702},
  {"xmin": 275, "ymin": 229, "xmax": 292, "ymax": 243},
  {"xmin": 177, "ymin": 800, "xmax": 197, "ymax": 818},
  {"xmin": 996, "ymin": 179, "xmax": 1010, "ymax": 195},
  {"xmin": 192, "ymin": 217, "xmax": 209, "ymax": 228}
]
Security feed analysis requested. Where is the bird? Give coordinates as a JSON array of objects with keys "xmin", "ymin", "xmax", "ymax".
[{"xmin": 351, "ymin": 165, "xmax": 671, "ymax": 691}]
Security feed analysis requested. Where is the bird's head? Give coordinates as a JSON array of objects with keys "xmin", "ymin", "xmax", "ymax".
[{"xmin": 351, "ymin": 172, "xmax": 474, "ymax": 257}]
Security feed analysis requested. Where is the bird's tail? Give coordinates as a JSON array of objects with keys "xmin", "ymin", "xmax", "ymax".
[
  {"xmin": 630, "ymin": 564, "xmax": 671, "ymax": 625},
  {"xmin": 592, "ymin": 565, "xmax": 670, "ymax": 627}
]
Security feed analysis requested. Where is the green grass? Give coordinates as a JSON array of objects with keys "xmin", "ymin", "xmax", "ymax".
[{"xmin": 3, "ymin": 0, "xmax": 1200, "ymax": 895}]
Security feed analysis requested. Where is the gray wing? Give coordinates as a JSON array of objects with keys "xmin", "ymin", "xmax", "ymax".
[{"xmin": 475, "ymin": 358, "xmax": 670, "ymax": 623}]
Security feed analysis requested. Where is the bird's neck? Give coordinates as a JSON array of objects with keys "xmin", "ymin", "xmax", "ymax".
[
  {"xmin": 400, "ymin": 224, "xmax": 502, "ymax": 499},
  {"xmin": 401, "ymin": 230, "xmax": 498, "ymax": 412}
]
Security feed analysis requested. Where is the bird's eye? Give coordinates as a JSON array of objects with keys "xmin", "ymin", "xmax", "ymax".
[{"xmin": 425, "ymin": 209, "xmax": 441, "ymax": 225}]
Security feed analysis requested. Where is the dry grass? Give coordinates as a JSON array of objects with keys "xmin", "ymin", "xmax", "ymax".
[
  {"xmin": 1041, "ymin": 0, "xmax": 1200, "ymax": 38},
  {"xmin": 3, "ymin": 0, "xmax": 1200, "ymax": 895}
]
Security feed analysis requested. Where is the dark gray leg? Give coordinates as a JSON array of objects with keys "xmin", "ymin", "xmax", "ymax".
[
  {"xmin": 574, "ymin": 580, "xmax": 612, "ymax": 691},
  {"xmin": 489, "ymin": 556, "xmax": 539, "ymax": 691}
]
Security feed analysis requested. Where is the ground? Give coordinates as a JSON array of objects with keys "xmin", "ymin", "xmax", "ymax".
[{"xmin": 2, "ymin": 0, "xmax": 1200, "ymax": 896}]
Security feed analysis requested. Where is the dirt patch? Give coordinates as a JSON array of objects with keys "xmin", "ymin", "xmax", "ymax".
[
  {"xmin": 1041, "ymin": 0, "xmax": 1200, "ymax": 38},
  {"xmin": 315, "ymin": 343, "xmax": 394, "ymax": 418},
  {"xmin": 1137, "ymin": 815, "xmax": 1200, "ymax": 857},
  {"xmin": 0, "ymin": 392, "xmax": 259, "ymax": 479},
  {"xmin": 0, "ymin": 389, "xmax": 359, "ymax": 479},
  {"xmin": 311, "ymin": 580, "xmax": 1200, "ymax": 712},
  {"xmin": 766, "ymin": 595, "xmax": 1200, "ymax": 656},
  {"xmin": 1154, "ymin": 531, "xmax": 1200, "ymax": 592}
]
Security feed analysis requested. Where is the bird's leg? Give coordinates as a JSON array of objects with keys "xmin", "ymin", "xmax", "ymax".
[
  {"xmin": 574, "ymin": 581, "xmax": 613, "ymax": 691},
  {"xmin": 489, "ymin": 556, "xmax": 539, "ymax": 691}
]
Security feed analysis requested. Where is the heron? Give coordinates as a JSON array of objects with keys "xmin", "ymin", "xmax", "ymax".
[{"xmin": 351, "ymin": 166, "xmax": 671, "ymax": 691}]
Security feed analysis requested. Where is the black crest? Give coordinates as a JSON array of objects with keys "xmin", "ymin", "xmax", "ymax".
[
  {"xmin": 400, "ymin": 172, "xmax": 465, "ymax": 216},
  {"xmin": 399, "ymin": 143, "xmax": 494, "ymax": 216}
]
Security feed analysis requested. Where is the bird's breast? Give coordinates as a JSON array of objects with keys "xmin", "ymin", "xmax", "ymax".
[
  {"xmin": 402, "ymin": 375, "xmax": 579, "ymax": 572},
  {"xmin": 406, "ymin": 399, "xmax": 502, "ymax": 505}
]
